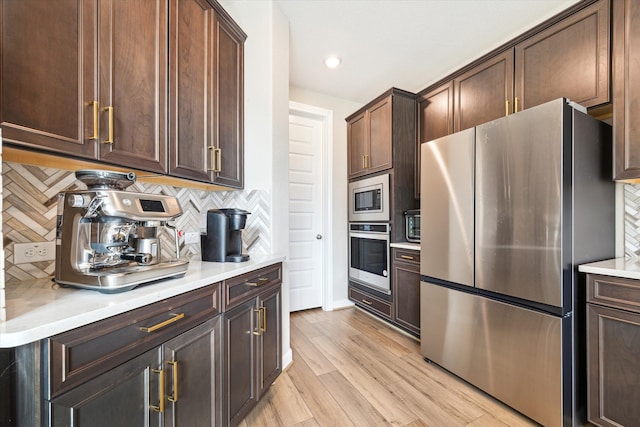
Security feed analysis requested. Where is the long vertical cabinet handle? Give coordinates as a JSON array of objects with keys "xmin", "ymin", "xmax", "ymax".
[
  {"xmin": 260, "ymin": 307, "xmax": 267, "ymax": 333},
  {"xmin": 362, "ymin": 155, "xmax": 366, "ymax": 169},
  {"xmin": 102, "ymin": 106, "xmax": 114, "ymax": 144},
  {"xmin": 168, "ymin": 361, "xmax": 178, "ymax": 403},
  {"xmin": 150, "ymin": 368, "xmax": 165, "ymax": 413},
  {"xmin": 514, "ymin": 97, "xmax": 520, "ymax": 113},
  {"xmin": 89, "ymin": 101, "xmax": 99, "ymax": 140},
  {"xmin": 253, "ymin": 308, "xmax": 262, "ymax": 336},
  {"xmin": 215, "ymin": 148, "xmax": 222, "ymax": 172},
  {"xmin": 207, "ymin": 147, "xmax": 222, "ymax": 172},
  {"xmin": 505, "ymin": 100, "xmax": 510, "ymax": 116}
]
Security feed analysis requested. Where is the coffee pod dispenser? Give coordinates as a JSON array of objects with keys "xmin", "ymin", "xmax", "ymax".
[{"xmin": 201, "ymin": 209, "xmax": 250, "ymax": 262}]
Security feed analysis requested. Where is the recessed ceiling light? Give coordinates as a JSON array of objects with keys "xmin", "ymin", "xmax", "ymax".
[{"xmin": 324, "ymin": 56, "xmax": 342, "ymax": 69}]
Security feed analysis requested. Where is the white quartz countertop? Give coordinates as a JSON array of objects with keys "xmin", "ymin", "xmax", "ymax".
[
  {"xmin": 0, "ymin": 254, "xmax": 285, "ymax": 348},
  {"xmin": 390, "ymin": 242, "xmax": 420, "ymax": 251},
  {"xmin": 579, "ymin": 258, "xmax": 640, "ymax": 280}
]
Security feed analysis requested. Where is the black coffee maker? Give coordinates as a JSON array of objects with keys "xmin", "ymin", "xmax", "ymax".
[{"xmin": 201, "ymin": 209, "xmax": 250, "ymax": 262}]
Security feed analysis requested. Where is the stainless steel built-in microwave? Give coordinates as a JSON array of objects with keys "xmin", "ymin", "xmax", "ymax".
[{"xmin": 348, "ymin": 174, "xmax": 390, "ymax": 222}]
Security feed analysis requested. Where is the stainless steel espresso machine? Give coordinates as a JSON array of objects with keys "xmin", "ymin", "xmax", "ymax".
[{"xmin": 54, "ymin": 170, "xmax": 189, "ymax": 293}]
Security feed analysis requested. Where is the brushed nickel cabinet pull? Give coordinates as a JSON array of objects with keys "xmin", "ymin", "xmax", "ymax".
[
  {"xmin": 168, "ymin": 360, "xmax": 178, "ymax": 403},
  {"xmin": 150, "ymin": 368, "xmax": 165, "ymax": 413},
  {"xmin": 139, "ymin": 313, "xmax": 185, "ymax": 333}
]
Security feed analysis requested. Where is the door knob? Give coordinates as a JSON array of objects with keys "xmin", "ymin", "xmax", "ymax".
[{"xmin": 316, "ymin": 234, "xmax": 323, "ymax": 240}]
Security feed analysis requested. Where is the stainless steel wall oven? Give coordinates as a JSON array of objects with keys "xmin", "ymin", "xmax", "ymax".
[{"xmin": 348, "ymin": 223, "xmax": 390, "ymax": 294}]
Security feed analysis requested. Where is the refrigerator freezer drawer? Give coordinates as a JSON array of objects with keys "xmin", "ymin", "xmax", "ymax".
[{"xmin": 421, "ymin": 282, "xmax": 565, "ymax": 427}]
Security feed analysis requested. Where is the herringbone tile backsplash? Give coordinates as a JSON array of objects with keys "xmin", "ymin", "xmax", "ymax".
[{"xmin": 2, "ymin": 162, "xmax": 271, "ymax": 283}]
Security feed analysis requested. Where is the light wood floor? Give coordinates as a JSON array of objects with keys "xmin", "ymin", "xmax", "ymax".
[{"xmin": 240, "ymin": 307, "xmax": 538, "ymax": 427}]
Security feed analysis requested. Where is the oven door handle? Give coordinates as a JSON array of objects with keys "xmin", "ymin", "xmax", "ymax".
[{"xmin": 349, "ymin": 232, "xmax": 389, "ymax": 241}]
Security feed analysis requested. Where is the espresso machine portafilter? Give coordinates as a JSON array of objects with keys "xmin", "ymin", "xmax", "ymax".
[{"xmin": 54, "ymin": 170, "xmax": 189, "ymax": 293}]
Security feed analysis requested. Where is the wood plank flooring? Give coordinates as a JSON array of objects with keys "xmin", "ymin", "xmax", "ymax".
[{"xmin": 240, "ymin": 307, "xmax": 538, "ymax": 427}]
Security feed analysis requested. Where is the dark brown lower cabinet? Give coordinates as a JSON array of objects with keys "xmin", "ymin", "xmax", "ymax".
[
  {"xmin": 49, "ymin": 317, "xmax": 221, "ymax": 427},
  {"xmin": 49, "ymin": 347, "xmax": 163, "ymax": 427},
  {"xmin": 392, "ymin": 248, "xmax": 420, "ymax": 337},
  {"xmin": 224, "ymin": 280, "xmax": 281, "ymax": 427},
  {"xmin": 587, "ymin": 274, "xmax": 640, "ymax": 427},
  {"xmin": 11, "ymin": 263, "xmax": 283, "ymax": 427}
]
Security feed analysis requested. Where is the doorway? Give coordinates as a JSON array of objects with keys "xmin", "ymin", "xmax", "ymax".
[{"xmin": 288, "ymin": 102, "xmax": 333, "ymax": 312}]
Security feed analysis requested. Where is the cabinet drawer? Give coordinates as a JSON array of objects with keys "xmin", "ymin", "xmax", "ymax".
[
  {"xmin": 349, "ymin": 287, "xmax": 392, "ymax": 319},
  {"xmin": 393, "ymin": 248, "xmax": 420, "ymax": 265},
  {"xmin": 224, "ymin": 263, "xmax": 282, "ymax": 309},
  {"xmin": 587, "ymin": 275, "xmax": 640, "ymax": 313},
  {"xmin": 47, "ymin": 282, "xmax": 221, "ymax": 399}
]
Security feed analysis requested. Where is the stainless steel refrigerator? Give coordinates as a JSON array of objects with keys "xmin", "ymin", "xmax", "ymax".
[{"xmin": 420, "ymin": 98, "xmax": 615, "ymax": 427}]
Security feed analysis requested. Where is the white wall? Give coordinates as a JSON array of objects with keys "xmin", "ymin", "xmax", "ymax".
[
  {"xmin": 289, "ymin": 87, "xmax": 363, "ymax": 308},
  {"xmin": 218, "ymin": 0, "xmax": 292, "ymax": 367}
]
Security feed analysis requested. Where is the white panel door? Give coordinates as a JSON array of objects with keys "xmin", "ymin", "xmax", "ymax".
[{"xmin": 289, "ymin": 113, "xmax": 323, "ymax": 311}]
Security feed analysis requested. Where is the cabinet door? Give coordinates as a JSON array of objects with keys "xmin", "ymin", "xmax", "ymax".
[
  {"xmin": 257, "ymin": 286, "xmax": 282, "ymax": 397},
  {"xmin": 347, "ymin": 111, "xmax": 368, "ymax": 179},
  {"xmin": 392, "ymin": 249, "xmax": 420, "ymax": 336},
  {"xmin": 587, "ymin": 304, "xmax": 640, "ymax": 427},
  {"xmin": 514, "ymin": 0, "xmax": 610, "ymax": 111},
  {"xmin": 213, "ymin": 10, "xmax": 245, "ymax": 189},
  {"xmin": 0, "ymin": 0, "xmax": 97, "ymax": 158},
  {"xmin": 97, "ymin": 0, "xmax": 168, "ymax": 173},
  {"xmin": 454, "ymin": 50, "xmax": 514, "ymax": 132},
  {"xmin": 223, "ymin": 298, "xmax": 258, "ymax": 426},
  {"xmin": 50, "ymin": 348, "xmax": 162, "ymax": 427},
  {"xmin": 367, "ymin": 96, "xmax": 393, "ymax": 174},
  {"xmin": 163, "ymin": 317, "xmax": 222, "ymax": 427},
  {"xmin": 613, "ymin": 0, "xmax": 640, "ymax": 180},
  {"xmin": 415, "ymin": 81, "xmax": 454, "ymax": 198},
  {"xmin": 168, "ymin": 0, "xmax": 216, "ymax": 183}
]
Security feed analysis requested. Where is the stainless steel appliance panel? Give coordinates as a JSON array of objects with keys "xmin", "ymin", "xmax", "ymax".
[
  {"xmin": 349, "ymin": 223, "xmax": 390, "ymax": 294},
  {"xmin": 348, "ymin": 174, "xmax": 390, "ymax": 222},
  {"xmin": 421, "ymin": 282, "xmax": 564, "ymax": 427},
  {"xmin": 420, "ymin": 127, "xmax": 474, "ymax": 287},
  {"xmin": 475, "ymin": 99, "xmax": 565, "ymax": 308}
]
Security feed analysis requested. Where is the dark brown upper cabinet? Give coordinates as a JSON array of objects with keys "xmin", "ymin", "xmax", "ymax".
[
  {"xmin": 415, "ymin": 81, "xmax": 454, "ymax": 198},
  {"xmin": 514, "ymin": 0, "xmax": 610, "ymax": 111},
  {"xmin": 347, "ymin": 95, "xmax": 393, "ymax": 179},
  {"xmin": 168, "ymin": 0, "xmax": 246, "ymax": 188},
  {"xmin": 454, "ymin": 50, "xmax": 514, "ymax": 132},
  {"xmin": 97, "ymin": 0, "xmax": 169, "ymax": 174},
  {"xmin": 2, "ymin": 0, "xmax": 245, "ymax": 188},
  {"xmin": 1, "ymin": 0, "xmax": 98, "ymax": 159},
  {"xmin": 613, "ymin": 0, "xmax": 640, "ymax": 181}
]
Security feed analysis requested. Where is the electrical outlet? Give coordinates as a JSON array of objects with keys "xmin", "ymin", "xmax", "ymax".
[
  {"xmin": 184, "ymin": 232, "xmax": 201, "ymax": 245},
  {"xmin": 14, "ymin": 241, "xmax": 56, "ymax": 264}
]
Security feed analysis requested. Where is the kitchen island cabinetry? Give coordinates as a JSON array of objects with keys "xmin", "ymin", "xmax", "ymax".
[
  {"xmin": 223, "ymin": 264, "xmax": 282, "ymax": 427},
  {"xmin": 347, "ymin": 88, "xmax": 416, "ymax": 180},
  {"xmin": 392, "ymin": 248, "xmax": 420, "ymax": 337},
  {"xmin": 612, "ymin": 0, "xmax": 640, "ymax": 180},
  {"xmin": 586, "ymin": 274, "xmax": 640, "ymax": 427},
  {"xmin": 169, "ymin": 0, "xmax": 246, "ymax": 188}
]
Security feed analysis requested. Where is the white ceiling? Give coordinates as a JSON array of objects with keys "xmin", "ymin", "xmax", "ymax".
[{"xmin": 274, "ymin": 0, "xmax": 582, "ymax": 104}]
